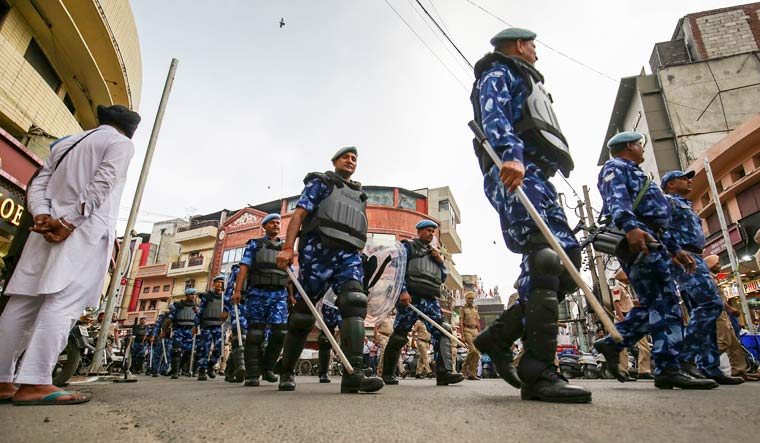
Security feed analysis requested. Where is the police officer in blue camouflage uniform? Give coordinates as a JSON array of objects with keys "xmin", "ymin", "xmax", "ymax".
[
  {"xmin": 380, "ymin": 220, "xmax": 464, "ymax": 387},
  {"xmin": 130, "ymin": 316, "xmax": 149, "ymax": 373},
  {"xmin": 231, "ymin": 213, "xmax": 294, "ymax": 387},
  {"xmin": 275, "ymin": 146, "xmax": 384, "ymax": 394},
  {"xmin": 594, "ymin": 132, "xmax": 718, "ymax": 390},
  {"xmin": 661, "ymin": 170, "xmax": 744, "ymax": 385},
  {"xmin": 223, "ymin": 264, "xmax": 247, "ymax": 383},
  {"xmin": 166, "ymin": 288, "xmax": 198, "ymax": 379},
  {"xmin": 149, "ymin": 311, "xmax": 171, "ymax": 377},
  {"xmin": 194, "ymin": 275, "xmax": 227, "ymax": 381},
  {"xmin": 469, "ymin": 27, "xmax": 590, "ymax": 403}
]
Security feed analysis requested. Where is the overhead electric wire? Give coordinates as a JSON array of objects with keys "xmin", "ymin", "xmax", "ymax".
[
  {"xmin": 426, "ymin": 0, "xmax": 451, "ymax": 34},
  {"xmin": 415, "ymin": 0, "xmax": 473, "ymax": 69},
  {"xmin": 383, "ymin": 0, "xmax": 470, "ymax": 91},
  {"xmin": 405, "ymin": 0, "xmax": 472, "ymax": 76}
]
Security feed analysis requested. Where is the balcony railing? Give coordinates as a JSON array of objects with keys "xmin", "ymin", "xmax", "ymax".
[
  {"xmin": 166, "ymin": 257, "xmax": 210, "ymax": 277},
  {"xmin": 177, "ymin": 220, "xmax": 218, "ymax": 233},
  {"xmin": 170, "ymin": 260, "xmax": 186, "ymax": 270},
  {"xmin": 188, "ymin": 257, "xmax": 204, "ymax": 267}
]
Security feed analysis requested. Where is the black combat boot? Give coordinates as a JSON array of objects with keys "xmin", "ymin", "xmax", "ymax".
[
  {"xmin": 208, "ymin": 367, "xmax": 217, "ymax": 379},
  {"xmin": 473, "ymin": 303, "xmax": 524, "ymax": 388},
  {"xmin": 340, "ymin": 317, "xmax": 384, "ymax": 394},
  {"xmin": 435, "ymin": 325, "xmax": 465, "ymax": 386},
  {"xmin": 230, "ymin": 334, "xmax": 247, "ymax": 383},
  {"xmin": 263, "ymin": 326, "xmax": 286, "ymax": 383},
  {"xmin": 197, "ymin": 368, "xmax": 208, "ymax": 381},
  {"xmin": 169, "ymin": 348, "xmax": 182, "ymax": 379},
  {"xmin": 593, "ymin": 339, "xmax": 626, "ymax": 383},
  {"xmin": 519, "ymin": 259, "xmax": 591, "ymax": 403},
  {"xmin": 679, "ymin": 361, "xmax": 706, "ymax": 379},
  {"xmin": 277, "ymin": 332, "xmax": 308, "ymax": 391},
  {"xmin": 655, "ymin": 369, "xmax": 719, "ymax": 390},
  {"xmin": 244, "ymin": 326, "xmax": 264, "ymax": 387},
  {"xmin": 317, "ymin": 332, "xmax": 332, "ymax": 383},
  {"xmin": 381, "ymin": 334, "xmax": 407, "ymax": 385}
]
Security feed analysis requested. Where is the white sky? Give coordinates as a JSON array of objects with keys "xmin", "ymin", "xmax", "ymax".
[{"xmin": 120, "ymin": 0, "xmax": 739, "ymax": 293}]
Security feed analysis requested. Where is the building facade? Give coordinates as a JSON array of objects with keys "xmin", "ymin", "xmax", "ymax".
[{"xmin": 0, "ymin": 0, "xmax": 140, "ymax": 278}]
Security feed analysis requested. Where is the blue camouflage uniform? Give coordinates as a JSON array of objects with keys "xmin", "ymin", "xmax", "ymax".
[
  {"xmin": 194, "ymin": 291, "xmax": 224, "ymax": 370},
  {"xmin": 597, "ymin": 157, "xmax": 683, "ymax": 375},
  {"xmin": 297, "ymin": 179, "xmax": 364, "ymax": 301},
  {"xmin": 664, "ymin": 193, "xmax": 723, "ymax": 376},
  {"xmin": 394, "ymin": 242, "xmax": 448, "ymax": 349},
  {"xmin": 150, "ymin": 314, "xmax": 171, "ymax": 375},
  {"xmin": 476, "ymin": 60, "xmax": 580, "ymax": 303},
  {"xmin": 168, "ymin": 302, "xmax": 196, "ymax": 358},
  {"xmin": 130, "ymin": 325, "xmax": 149, "ymax": 367},
  {"xmin": 241, "ymin": 238, "xmax": 290, "ymax": 326},
  {"xmin": 224, "ymin": 264, "xmax": 247, "ymax": 334}
]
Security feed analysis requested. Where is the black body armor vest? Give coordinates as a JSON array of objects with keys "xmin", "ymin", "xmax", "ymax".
[
  {"xmin": 250, "ymin": 237, "xmax": 289, "ymax": 288},
  {"xmin": 404, "ymin": 239, "xmax": 443, "ymax": 298},
  {"xmin": 200, "ymin": 292, "xmax": 224, "ymax": 327},
  {"xmin": 301, "ymin": 171, "xmax": 368, "ymax": 251},
  {"xmin": 173, "ymin": 301, "xmax": 196, "ymax": 327}
]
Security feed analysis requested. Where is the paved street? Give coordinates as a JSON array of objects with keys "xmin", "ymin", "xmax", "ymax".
[{"xmin": 1, "ymin": 376, "xmax": 758, "ymax": 442}]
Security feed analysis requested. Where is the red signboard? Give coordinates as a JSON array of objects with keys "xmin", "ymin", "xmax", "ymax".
[{"xmin": 705, "ymin": 227, "xmax": 743, "ymax": 256}]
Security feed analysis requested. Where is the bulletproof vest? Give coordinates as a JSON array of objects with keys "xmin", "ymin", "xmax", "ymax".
[
  {"xmin": 301, "ymin": 171, "xmax": 368, "ymax": 250},
  {"xmin": 200, "ymin": 292, "xmax": 224, "ymax": 327},
  {"xmin": 250, "ymin": 237, "xmax": 289, "ymax": 288},
  {"xmin": 471, "ymin": 52, "xmax": 574, "ymax": 177},
  {"xmin": 133, "ymin": 324, "xmax": 148, "ymax": 338},
  {"xmin": 173, "ymin": 301, "xmax": 196, "ymax": 327},
  {"xmin": 404, "ymin": 239, "xmax": 443, "ymax": 297}
]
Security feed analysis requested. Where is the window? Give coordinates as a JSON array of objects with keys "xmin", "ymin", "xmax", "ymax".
[
  {"xmin": 705, "ymin": 208, "xmax": 732, "ymax": 235},
  {"xmin": 142, "ymin": 286, "xmax": 150, "ymax": 293},
  {"xmin": 63, "ymin": 93, "xmax": 76, "ymax": 115},
  {"xmin": 152, "ymin": 286, "xmax": 160, "ymax": 293},
  {"xmin": 439, "ymin": 199, "xmax": 457, "ymax": 225},
  {"xmin": 140, "ymin": 301, "xmax": 147, "ymax": 311},
  {"xmin": 287, "ymin": 198, "xmax": 299, "ymax": 212},
  {"xmin": 439, "ymin": 200, "xmax": 450, "ymax": 212},
  {"xmin": 222, "ymin": 247, "xmax": 244, "ymax": 264},
  {"xmin": 184, "ymin": 279, "xmax": 195, "ymax": 290},
  {"xmin": 736, "ymin": 183, "xmax": 760, "ymax": 218},
  {"xmin": 148, "ymin": 300, "xmax": 157, "ymax": 311},
  {"xmin": 162, "ymin": 285, "xmax": 171, "ymax": 292},
  {"xmin": 24, "ymin": 39, "xmax": 61, "ymax": 91},
  {"xmin": 398, "ymin": 192, "xmax": 416, "ymax": 210},
  {"xmin": 366, "ymin": 189, "xmax": 393, "ymax": 206}
]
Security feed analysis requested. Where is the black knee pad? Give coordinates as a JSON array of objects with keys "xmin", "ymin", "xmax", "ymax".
[
  {"xmin": 246, "ymin": 324, "xmax": 265, "ymax": 345},
  {"xmin": 528, "ymin": 247, "xmax": 562, "ymax": 292},
  {"xmin": 558, "ymin": 247, "xmax": 582, "ymax": 297},
  {"xmin": 336, "ymin": 280, "xmax": 367, "ymax": 318},
  {"xmin": 288, "ymin": 312, "xmax": 315, "ymax": 336}
]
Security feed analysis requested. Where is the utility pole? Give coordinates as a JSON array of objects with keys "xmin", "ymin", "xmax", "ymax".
[
  {"xmin": 90, "ymin": 59, "xmax": 179, "ymax": 374},
  {"xmin": 581, "ymin": 185, "xmax": 614, "ymax": 314},
  {"xmin": 704, "ymin": 159, "xmax": 756, "ymax": 335}
]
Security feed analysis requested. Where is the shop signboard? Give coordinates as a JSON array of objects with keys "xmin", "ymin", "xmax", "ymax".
[
  {"xmin": 705, "ymin": 227, "xmax": 743, "ymax": 256},
  {"xmin": 0, "ymin": 184, "xmax": 25, "ymax": 236}
]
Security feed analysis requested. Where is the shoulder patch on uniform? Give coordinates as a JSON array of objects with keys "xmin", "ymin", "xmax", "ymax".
[{"xmin": 603, "ymin": 173, "xmax": 615, "ymax": 182}]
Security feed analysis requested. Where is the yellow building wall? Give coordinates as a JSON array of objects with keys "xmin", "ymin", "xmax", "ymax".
[
  {"xmin": 0, "ymin": 8, "xmax": 82, "ymax": 142},
  {"xmin": 96, "ymin": 0, "xmax": 142, "ymax": 108}
]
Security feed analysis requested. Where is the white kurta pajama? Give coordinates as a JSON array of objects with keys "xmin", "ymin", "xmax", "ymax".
[{"xmin": 0, "ymin": 125, "xmax": 134, "ymax": 385}]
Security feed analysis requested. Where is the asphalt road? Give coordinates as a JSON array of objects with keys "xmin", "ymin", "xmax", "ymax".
[{"xmin": 1, "ymin": 375, "xmax": 758, "ymax": 442}]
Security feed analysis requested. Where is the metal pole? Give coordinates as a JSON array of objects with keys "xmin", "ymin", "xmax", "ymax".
[
  {"xmin": 90, "ymin": 58, "xmax": 180, "ymax": 374},
  {"xmin": 408, "ymin": 304, "xmax": 467, "ymax": 347},
  {"xmin": 468, "ymin": 120, "xmax": 622, "ymax": 342},
  {"xmin": 285, "ymin": 267, "xmax": 354, "ymax": 374},
  {"xmin": 704, "ymin": 159, "xmax": 756, "ymax": 334},
  {"xmin": 583, "ymin": 186, "xmax": 614, "ymax": 312}
]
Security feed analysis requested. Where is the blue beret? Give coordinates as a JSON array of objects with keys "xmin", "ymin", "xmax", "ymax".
[
  {"xmin": 490, "ymin": 28, "xmax": 537, "ymax": 46},
  {"xmin": 184, "ymin": 288, "xmax": 197, "ymax": 295},
  {"xmin": 213, "ymin": 275, "xmax": 225, "ymax": 282},
  {"xmin": 606, "ymin": 131, "xmax": 644, "ymax": 148},
  {"xmin": 331, "ymin": 146, "xmax": 358, "ymax": 161},
  {"xmin": 262, "ymin": 213, "xmax": 281, "ymax": 226},
  {"xmin": 661, "ymin": 170, "xmax": 695, "ymax": 189},
  {"xmin": 416, "ymin": 220, "xmax": 438, "ymax": 230}
]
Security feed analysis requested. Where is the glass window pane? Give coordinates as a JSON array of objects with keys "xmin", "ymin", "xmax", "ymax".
[
  {"xmin": 366, "ymin": 189, "xmax": 393, "ymax": 206},
  {"xmin": 398, "ymin": 192, "xmax": 416, "ymax": 210}
]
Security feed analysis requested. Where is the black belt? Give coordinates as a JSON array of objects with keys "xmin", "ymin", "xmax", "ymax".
[
  {"xmin": 640, "ymin": 219, "xmax": 665, "ymax": 236},
  {"xmin": 681, "ymin": 245, "xmax": 703, "ymax": 255}
]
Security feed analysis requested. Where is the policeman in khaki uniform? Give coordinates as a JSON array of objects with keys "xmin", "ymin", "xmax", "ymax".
[
  {"xmin": 375, "ymin": 310, "xmax": 404, "ymax": 377},
  {"xmin": 611, "ymin": 270, "xmax": 652, "ymax": 380},
  {"xmin": 413, "ymin": 320, "xmax": 432, "ymax": 378},
  {"xmin": 459, "ymin": 292, "xmax": 481, "ymax": 380}
]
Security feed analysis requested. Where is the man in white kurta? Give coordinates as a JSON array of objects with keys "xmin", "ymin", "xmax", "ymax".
[{"xmin": 0, "ymin": 105, "xmax": 139, "ymax": 405}]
